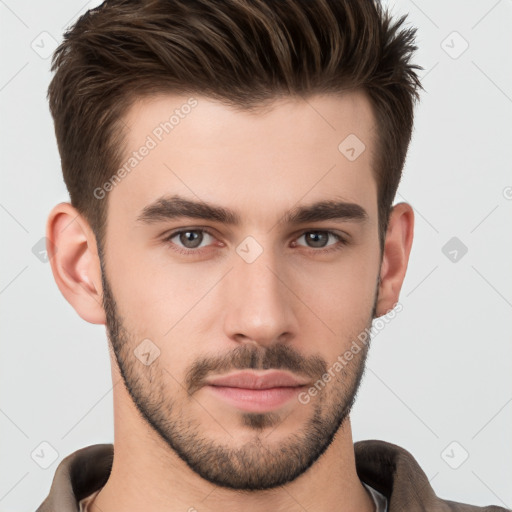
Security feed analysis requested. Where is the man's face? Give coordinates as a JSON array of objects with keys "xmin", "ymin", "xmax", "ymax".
[{"xmin": 100, "ymin": 91, "xmax": 381, "ymax": 490}]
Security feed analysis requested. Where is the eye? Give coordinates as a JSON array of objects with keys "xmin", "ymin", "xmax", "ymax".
[
  {"xmin": 294, "ymin": 230, "xmax": 347, "ymax": 253},
  {"xmin": 163, "ymin": 228, "xmax": 217, "ymax": 254}
]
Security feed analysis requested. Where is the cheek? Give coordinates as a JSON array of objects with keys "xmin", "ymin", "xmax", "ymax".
[
  {"xmin": 297, "ymin": 244, "xmax": 378, "ymax": 300},
  {"xmin": 105, "ymin": 243, "xmax": 220, "ymax": 374},
  {"xmin": 288, "ymin": 245, "xmax": 379, "ymax": 354},
  {"xmin": 107, "ymin": 237, "xmax": 202, "ymax": 325}
]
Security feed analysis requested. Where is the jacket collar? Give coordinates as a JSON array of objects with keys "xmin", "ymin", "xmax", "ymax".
[
  {"xmin": 354, "ymin": 439, "xmax": 439, "ymax": 509},
  {"xmin": 36, "ymin": 439, "xmax": 454, "ymax": 511}
]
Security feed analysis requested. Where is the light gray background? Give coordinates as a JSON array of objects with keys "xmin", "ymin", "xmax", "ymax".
[{"xmin": 1, "ymin": 0, "xmax": 511, "ymax": 510}]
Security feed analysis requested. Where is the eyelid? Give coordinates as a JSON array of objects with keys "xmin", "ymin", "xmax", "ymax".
[
  {"xmin": 299, "ymin": 230, "xmax": 345, "ymax": 243},
  {"xmin": 162, "ymin": 227, "xmax": 219, "ymax": 253}
]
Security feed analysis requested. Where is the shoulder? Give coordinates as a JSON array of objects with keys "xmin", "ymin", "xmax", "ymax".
[{"xmin": 354, "ymin": 439, "xmax": 510, "ymax": 512}]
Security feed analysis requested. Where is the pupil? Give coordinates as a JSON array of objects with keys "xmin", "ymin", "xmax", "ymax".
[
  {"xmin": 181, "ymin": 231, "xmax": 202, "ymax": 248},
  {"xmin": 308, "ymin": 232, "xmax": 326, "ymax": 248}
]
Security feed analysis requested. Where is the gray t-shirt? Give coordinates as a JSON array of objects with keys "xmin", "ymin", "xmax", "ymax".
[{"xmin": 363, "ymin": 481, "xmax": 388, "ymax": 511}]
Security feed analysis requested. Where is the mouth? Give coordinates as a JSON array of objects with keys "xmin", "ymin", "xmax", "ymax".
[
  {"xmin": 205, "ymin": 384, "xmax": 308, "ymax": 412},
  {"xmin": 204, "ymin": 370, "xmax": 310, "ymax": 412}
]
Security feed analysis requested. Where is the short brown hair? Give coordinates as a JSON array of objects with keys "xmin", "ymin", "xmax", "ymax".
[{"xmin": 48, "ymin": 0, "xmax": 422, "ymax": 253}]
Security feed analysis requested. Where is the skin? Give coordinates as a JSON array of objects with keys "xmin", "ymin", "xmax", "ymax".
[{"xmin": 47, "ymin": 91, "xmax": 414, "ymax": 512}]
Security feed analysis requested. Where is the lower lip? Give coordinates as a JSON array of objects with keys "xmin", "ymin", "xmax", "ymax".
[{"xmin": 205, "ymin": 385, "xmax": 305, "ymax": 412}]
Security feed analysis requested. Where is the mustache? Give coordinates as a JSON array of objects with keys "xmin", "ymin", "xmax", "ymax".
[{"xmin": 185, "ymin": 343, "xmax": 328, "ymax": 395}]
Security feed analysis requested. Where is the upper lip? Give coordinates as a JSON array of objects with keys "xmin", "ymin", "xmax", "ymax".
[{"xmin": 205, "ymin": 370, "xmax": 310, "ymax": 389}]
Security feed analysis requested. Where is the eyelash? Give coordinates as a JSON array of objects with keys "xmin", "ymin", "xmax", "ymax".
[{"xmin": 162, "ymin": 228, "xmax": 348, "ymax": 256}]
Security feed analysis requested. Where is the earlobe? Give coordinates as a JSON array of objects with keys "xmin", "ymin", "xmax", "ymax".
[
  {"xmin": 46, "ymin": 202, "xmax": 106, "ymax": 325},
  {"xmin": 375, "ymin": 202, "xmax": 414, "ymax": 317}
]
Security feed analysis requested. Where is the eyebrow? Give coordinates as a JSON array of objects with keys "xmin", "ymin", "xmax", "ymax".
[{"xmin": 136, "ymin": 194, "xmax": 368, "ymax": 227}]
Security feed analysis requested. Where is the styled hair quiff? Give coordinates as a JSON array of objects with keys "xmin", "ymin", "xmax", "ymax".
[{"xmin": 48, "ymin": 0, "xmax": 422, "ymax": 253}]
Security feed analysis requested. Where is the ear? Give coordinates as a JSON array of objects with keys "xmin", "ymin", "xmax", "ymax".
[
  {"xmin": 46, "ymin": 202, "xmax": 106, "ymax": 324},
  {"xmin": 375, "ymin": 202, "xmax": 414, "ymax": 317}
]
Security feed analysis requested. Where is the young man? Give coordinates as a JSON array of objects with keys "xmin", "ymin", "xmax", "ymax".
[{"xmin": 36, "ymin": 1, "xmax": 507, "ymax": 511}]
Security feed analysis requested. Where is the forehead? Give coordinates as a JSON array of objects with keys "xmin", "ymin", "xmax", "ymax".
[{"xmin": 109, "ymin": 91, "xmax": 378, "ymax": 227}]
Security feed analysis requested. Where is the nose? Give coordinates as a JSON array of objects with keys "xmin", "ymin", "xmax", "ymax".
[{"xmin": 222, "ymin": 243, "xmax": 298, "ymax": 348}]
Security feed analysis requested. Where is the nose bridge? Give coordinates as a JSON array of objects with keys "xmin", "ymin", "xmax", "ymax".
[{"xmin": 222, "ymin": 238, "xmax": 296, "ymax": 346}]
